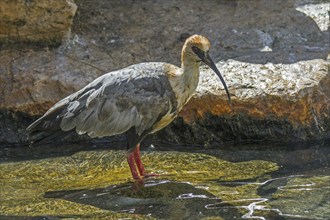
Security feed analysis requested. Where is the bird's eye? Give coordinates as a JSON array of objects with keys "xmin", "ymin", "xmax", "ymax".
[{"xmin": 192, "ymin": 46, "xmax": 199, "ymax": 53}]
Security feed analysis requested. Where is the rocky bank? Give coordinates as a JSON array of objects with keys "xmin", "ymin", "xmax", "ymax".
[{"xmin": 0, "ymin": 0, "xmax": 329, "ymax": 145}]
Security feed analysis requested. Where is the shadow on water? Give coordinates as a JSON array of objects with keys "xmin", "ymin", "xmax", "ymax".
[
  {"xmin": 42, "ymin": 177, "xmax": 319, "ymax": 220},
  {"xmin": 44, "ymin": 180, "xmax": 242, "ymax": 220},
  {"xmin": 0, "ymin": 137, "xmax": 127, "ymax": 163}
]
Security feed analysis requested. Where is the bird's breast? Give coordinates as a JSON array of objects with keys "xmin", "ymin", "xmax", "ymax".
[
  {"xmin": 150, "ymin": 111, "xmax": 176, "ymax": 133},
  {"xmin": 164, "ymin": 63, "xmax": 199, "ymax": 110}
]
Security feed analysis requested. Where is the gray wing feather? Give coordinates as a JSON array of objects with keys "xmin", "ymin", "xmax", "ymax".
[{"xmin": 57, "ymin": 63, "xmax": 176, "ymax": 138}]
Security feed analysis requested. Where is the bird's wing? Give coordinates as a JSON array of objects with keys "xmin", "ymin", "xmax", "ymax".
[{"xmin": 27, "ymin": 63, "xmax": 178, "ymax": 145}]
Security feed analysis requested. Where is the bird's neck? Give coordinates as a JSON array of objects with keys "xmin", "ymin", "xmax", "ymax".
[
  {"xmin": 172, "ymin": 60, "xmax": 200, "ymax": 109},
  {"xmin": 181, "ymin": 60, "xmax": 200, "ymax": 89}
]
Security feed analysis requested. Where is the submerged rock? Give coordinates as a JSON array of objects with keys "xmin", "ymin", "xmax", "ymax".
[
  {"xmin": 0, "ymin": 149, "xmax": 278, "ymax": 218},
  {"xmin": 267, "ymin": 175, "xmax": 330, "ymax": 219}
]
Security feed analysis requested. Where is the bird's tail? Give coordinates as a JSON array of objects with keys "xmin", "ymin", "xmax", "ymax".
[{"xmin": 26, "ymin": 104, "xmax": 72, "ymax": 147}]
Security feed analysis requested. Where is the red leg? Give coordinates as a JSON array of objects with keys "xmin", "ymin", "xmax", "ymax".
[
  {"xmin": 133, "ymin": 144, "xmax": 145, "ymax": 177},
  {"xmin": 127, "ymin": 143, "xmax": 159, "ymax": 180},
  {"xmin": 134, "ymin": 144, "xmax": 159, "ymax": 178},
  {"xmin": 127, "ymin": 152, "xmax": 141, "ymax": 180}
]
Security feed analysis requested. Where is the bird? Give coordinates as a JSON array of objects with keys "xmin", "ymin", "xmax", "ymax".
[{"xmin": 27, "ymin": 35, "xmax": 231, "ymax": 180}]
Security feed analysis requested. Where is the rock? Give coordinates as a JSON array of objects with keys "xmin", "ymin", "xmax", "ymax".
[
  {"xmin": 0, "ymin": 46, "xmax": 103, "ymax": 116},
  {"xmin": 0, "ymin": 0, "xmax": 77, "ymax": 44},
  {"xmin": 0, "ymin": 0, "xmax": 329, "ymax": 144},
  {"xmin": 157, "ymin": 58, "xmax": 330, "ymax": 145}
]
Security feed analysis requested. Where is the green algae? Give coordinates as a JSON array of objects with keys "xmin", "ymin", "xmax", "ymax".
[
  {"xmin": 0, "ymin": 149, "xmax": 278, "ymax": 218},
  {"xmin": 142, "ymin": 152, "xmax": 278, "ymax": 183}
]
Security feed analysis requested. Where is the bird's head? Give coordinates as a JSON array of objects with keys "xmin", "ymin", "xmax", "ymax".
[
  {"xmin": 182, "ymin": 35, "xmax": 231, "ymax": 102},
  {"xmin": 182, "ymin": 35, "xmax": 210, "ymax": 63}
]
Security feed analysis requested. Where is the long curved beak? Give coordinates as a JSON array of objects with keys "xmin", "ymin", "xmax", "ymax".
[{"xmin": 193, "ymin": 47, "xmax": 231, "ymax": 102}]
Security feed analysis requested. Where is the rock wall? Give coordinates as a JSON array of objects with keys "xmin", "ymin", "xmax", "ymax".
[
  {"xmin": 0, "ymin": 0, "xmax": 329, "ymax": 145},
  {"xmin": 0, "ymin": 0, "xmax": 77, "ymax": 44}
]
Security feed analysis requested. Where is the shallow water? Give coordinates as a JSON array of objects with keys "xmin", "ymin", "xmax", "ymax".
[{"xmin": 0, "ymin": 141, "xmax": 329, "ymax": 219}]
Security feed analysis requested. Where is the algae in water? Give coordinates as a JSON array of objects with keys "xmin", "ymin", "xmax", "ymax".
[{"xmin": 1, "ymin": 149, "xmax": 278, "ymax": 218}]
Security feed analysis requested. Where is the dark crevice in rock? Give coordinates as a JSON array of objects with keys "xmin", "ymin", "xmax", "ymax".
[
  {"xmin": 1, "ymin": 109, "xmax": 328, "ymax": 148},
  {"xmin": 153, "ymin": 114, "xmax": 330, "ymax": 147}
]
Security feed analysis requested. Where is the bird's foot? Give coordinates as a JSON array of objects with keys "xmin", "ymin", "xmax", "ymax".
[{"xmin": 128, "ymin": 144, "xmax": 161, "ymax": 181}]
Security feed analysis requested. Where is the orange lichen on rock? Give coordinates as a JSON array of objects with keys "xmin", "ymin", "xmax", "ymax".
[{"xmin": 180, "ymin": 93, "xmax": 328, "ymax": 130}]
